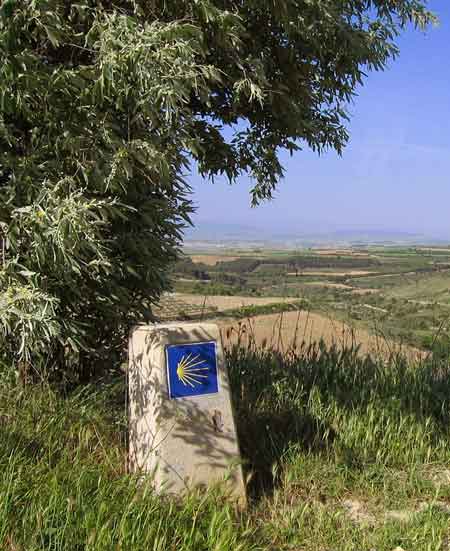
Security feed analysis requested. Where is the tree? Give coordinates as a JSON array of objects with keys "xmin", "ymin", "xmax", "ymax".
[{"xmin": 0, "ymin": 0, "xmax": 434, "ymax": 379}]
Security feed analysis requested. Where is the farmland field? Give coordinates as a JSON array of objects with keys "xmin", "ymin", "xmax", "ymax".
[{"xmin": 165, "ymin": 245, "xmax": 450, "ymax": 353}]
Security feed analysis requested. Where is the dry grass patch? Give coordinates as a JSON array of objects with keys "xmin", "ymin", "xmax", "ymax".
[
  {"xmin": 219, "ymin": 310, "xmax": 423, "ymax": 361},
  {"xmin": 304, "ymin": 282, "xmax": 354, "ymax": 290},
  {"xmin": 351, "ymin": 288, "xmax": 380, "ymax": 295},
  {"xmin": 190, "ymin": 254, "xmax": 240, "ymax": 265},
  {"xmin": 304, "ymin": 282, "xmax": 381, "ymax": 294}
]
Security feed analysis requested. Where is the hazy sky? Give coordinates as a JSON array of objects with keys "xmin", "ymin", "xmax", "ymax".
[{"xmin": 188, "ymin": 0, "xmax": 450, "ymax": 238}]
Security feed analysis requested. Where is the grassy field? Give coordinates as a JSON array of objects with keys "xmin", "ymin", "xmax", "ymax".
[{"xmin": 2, "ymin": 342, "xmax": 450, "ymax": 550}]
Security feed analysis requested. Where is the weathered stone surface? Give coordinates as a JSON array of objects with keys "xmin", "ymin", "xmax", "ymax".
[{"xmin": 128, "ymin": 322, "xmax": 246, "ymax": 503}]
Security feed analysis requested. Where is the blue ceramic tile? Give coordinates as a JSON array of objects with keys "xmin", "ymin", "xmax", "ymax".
[{"xmin": 166, "ymin": 341, "xmax": 219, "ymax": 399}]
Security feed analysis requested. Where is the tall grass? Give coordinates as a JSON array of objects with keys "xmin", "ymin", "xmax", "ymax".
[
  {"xmin": 2, "ymin": 340, "xmax": 450, "ymax": 550},
  {"xmin": 0, "ymin": 383, "xmax": 255, "ymax": 550}
]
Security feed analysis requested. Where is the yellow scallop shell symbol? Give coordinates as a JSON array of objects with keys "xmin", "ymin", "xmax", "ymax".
[{"xmin": 176, "ymin": 353, "xmax": 209, "ymax": 387}]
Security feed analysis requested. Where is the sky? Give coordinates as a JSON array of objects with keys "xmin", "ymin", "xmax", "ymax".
[{"xmin": 188, "ymin": 0, "xmax": 450, "ymax": 239}]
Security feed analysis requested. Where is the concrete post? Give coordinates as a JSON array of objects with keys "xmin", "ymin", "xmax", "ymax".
[{"xmin": 128, "ymin": 322, "xmax": 246, "ymax": 503}]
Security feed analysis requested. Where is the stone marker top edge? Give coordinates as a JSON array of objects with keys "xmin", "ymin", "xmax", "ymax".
[{"xmin": 130, "ymin": 322, "xmax": 220, "ymax": 333}]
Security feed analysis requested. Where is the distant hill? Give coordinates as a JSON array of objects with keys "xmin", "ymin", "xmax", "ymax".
[{"xmin": 183, "ymin": 222, "xmax": 448, "ymax": 249}]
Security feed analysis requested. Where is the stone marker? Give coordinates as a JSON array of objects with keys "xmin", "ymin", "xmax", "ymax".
[{"xmin": 128, "ymin": 322, "xmax": 246, "ymax": 502}]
